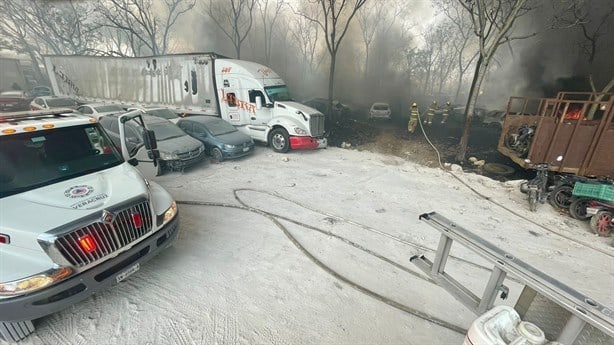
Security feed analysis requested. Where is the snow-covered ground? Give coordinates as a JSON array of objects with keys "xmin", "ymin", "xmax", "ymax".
[{"xmin": 10, "ymin": 146, "xmax": 614, "ymax": 345}]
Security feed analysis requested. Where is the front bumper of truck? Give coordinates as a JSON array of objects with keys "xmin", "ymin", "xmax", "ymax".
[
  {"xmin": 289, "ymin": 136, "xmax": 327, "ymax": 150},
  {"xmin": 0, "ymin": 215, "xmax": 179, "ymax": 323}
]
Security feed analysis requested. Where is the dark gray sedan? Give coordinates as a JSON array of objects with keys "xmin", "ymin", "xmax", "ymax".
[{"xmin": 177, "ymin": 116, "xmax": 254, "ymax": 162}]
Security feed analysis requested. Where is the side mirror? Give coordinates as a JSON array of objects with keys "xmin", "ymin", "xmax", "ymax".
[
  {"xmin": 255, "ymin": 96, "xmax": 262, "ymax": 110},
  {"xmin": 264, "ymin": 103, "xmax": 274, "ymax": 108},
  {"xmin": 144, "ymin": 129, "xmax": 157, "ymax": 150},
  {"xmin": 128, "ymin": 158, "xmax": 139, "ymax": 166}
]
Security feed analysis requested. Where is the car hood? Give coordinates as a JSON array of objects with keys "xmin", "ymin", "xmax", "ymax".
[
  {"xmin": 216, "ymin": 131, "xmax": 253, "ymax": 146},
  {"xmin": 157, "ymin": 134, "xmax": 203, "ymax": 154},
  {"xmin": 0, "ymin": 163, "xmax": 149, "ymax": 252}
]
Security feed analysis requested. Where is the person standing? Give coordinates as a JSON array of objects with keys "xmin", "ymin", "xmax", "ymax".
[
  {"xmin": 425, "ymin": 101, "xmax": 437, "ymax": 125},
  {"xmin": 441, "ymin": 101, "xmax": 452, "ymax": 124},
  {"xmin": 408, "ymin": 102, "xmax": 420, "ymax": 133}
]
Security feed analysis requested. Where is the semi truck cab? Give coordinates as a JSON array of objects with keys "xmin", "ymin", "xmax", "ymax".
[{"xmin": 214, "ymin": 59, "xmax": 327, "ymax": 153}]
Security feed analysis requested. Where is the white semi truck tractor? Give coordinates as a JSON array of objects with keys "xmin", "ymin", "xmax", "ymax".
[{"xmin": 43, "ymin": 53, "xmax": 327, "ymax": 153}]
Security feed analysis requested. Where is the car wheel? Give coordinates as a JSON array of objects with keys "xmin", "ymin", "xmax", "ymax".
[
  {"xmin": 211, "ymin": 147, "xmax": 223, "ymax": 163},
  {"xmin": 269, "ymin": 128, "xmax": 290, "ymax": 153},
  {"xmin": 589, "ymin": 211, "xmax": 613, "ymax": 236}
]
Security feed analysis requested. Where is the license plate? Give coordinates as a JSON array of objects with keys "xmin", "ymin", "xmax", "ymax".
[
  {"xmin": 116, "ymin": 263, "xmax": 140, "ymax": 283},
  {"xmin": 243, "ymin": 147, "xmax": 250, "ymax": 152}
]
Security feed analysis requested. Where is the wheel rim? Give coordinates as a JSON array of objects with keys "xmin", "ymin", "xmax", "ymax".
[
  {"xmin": 272, "ymin": 133, "xmax": 286, "ymax": 150},
  {"xmin": 595, "ymin": 212, "xmax": 613, "ymax": 236},
  {"xmin": 571, "ymin": 199, "xmax": 590, "ymax": 219}
]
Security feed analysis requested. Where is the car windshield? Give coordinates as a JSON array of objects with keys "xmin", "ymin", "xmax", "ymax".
[
  {"xmin": 147, "ymin": 121, "xmax": 186, "ymax": 140},
  {"xmin": 373, "ymin": 104, "xmax": 389, "ymax": 110},
  {"xmin": 204, "ymin": 119, "xmax": 237, "ymax": 136},
  {"xmin": 146, "ymin": 109, "xmax": 177, "ymax": 120},
  {"xmin": 264, "ymin": 85, "xmax": 292, "ymax": 102},
  {"xmin": 95, "ymin": 105, "xmax": 124, "ymax": 113},
  {"xmin": 0, "ymin": 124, "xmax": 123, "ymax": 198},
  {"xmin": 47, "ymin": 98, "xmax": 77, "ymax": 107}
]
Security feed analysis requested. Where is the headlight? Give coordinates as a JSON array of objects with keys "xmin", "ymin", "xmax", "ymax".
[
  {"xmin": 294, "ymin": 127, "xmax": 307, "ymax": 135},
  {"xmin": 159, "ymin": 151, "xmax": 179, "ymax": 160},
  {"xmin": 0, "ymin": 267, "xmax": 72, "ymax": 297},
  {"xmin": 163, "ymin": 200, "xmax": 177, "ymax": 224},
  {"xmin": 223, "ymin": 144, "xmax": 236, "ymax": 150}
]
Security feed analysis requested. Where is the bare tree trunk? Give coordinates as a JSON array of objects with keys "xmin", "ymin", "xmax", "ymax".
[
  {"xmin": 456, "ymin": 55, "xmax": 484, "ymax": 162},
  {"xmin": 328, "ymin": 50, "xmax": 337, "ymax": 122}
]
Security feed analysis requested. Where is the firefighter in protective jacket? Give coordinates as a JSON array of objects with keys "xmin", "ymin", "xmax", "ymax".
[
  {"xmin": 408, "ymin": 102, "xmax": 420, "ymax": 133},
  {"xmin": 441, "ymin": 101, "xmax": 452, "ymax": 124},
  {"xmin": 425, "ymin": 101, "xmax": 437, "ymax": 125}
]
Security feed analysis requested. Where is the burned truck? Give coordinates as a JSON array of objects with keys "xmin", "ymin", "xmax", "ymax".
[{"xmin": 498, "ymin": 92, "xmax": 614, "ymax": 233}]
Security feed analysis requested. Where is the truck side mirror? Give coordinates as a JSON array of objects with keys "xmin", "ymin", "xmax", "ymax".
[{"xmin": 255, "ymin": 96, "xmax": 262, "ymax": 110}]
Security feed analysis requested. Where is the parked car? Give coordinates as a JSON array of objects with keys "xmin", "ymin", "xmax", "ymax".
[
  {"xmin": 177, "ymin": 116, "xmax": 254, "ymax": 162},
  {"xmin": 99, "ymin": 114, "xmax": 205, "ymax": 174},
  {"xmin": 30, "ymin": 96, "xmax": 79, "ymax": 110},
  {"xmin": 77, "ymin": 103, "xmax": 126, "ymax": 118},
  {"xmin": 303, "ymin": 98, "xmax": 351, "ymax": 118},
  {"xmin": 369, "ymin": 102, "xmax": 391, "ymax": 120},
  {"xmin": 0, "ymin": 90, "xmax": 32, "ymax": 111},
  {"xmin": 30, "ymin": 86, "xmax": 52, "ymax": 97},
  {"xmin": 127, "ymin": 106, "xmax": 180, "ymax": 123}
]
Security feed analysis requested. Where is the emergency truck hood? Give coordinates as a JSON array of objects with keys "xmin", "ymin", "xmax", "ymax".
[
  {"xmin": 0, "ymin": 163, "xmax": 148, "ymax": 251},
  {"xmin": 275, "ymin": 101, "xmax": 322, "ymax": 117}
]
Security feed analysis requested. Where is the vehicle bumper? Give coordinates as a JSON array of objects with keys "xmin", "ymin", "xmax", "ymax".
[
  {"xmin": 289, "ymin": 136, "xmax": 327, "ymax": 150},
  {"xmin": 223, "ymin": 145, "xmax": 255, "ymax": 159},
  {"xmin": 165, "ymin": 152, "xmax": 205, "ymax": 170},
  {"xmin": 0, "ymin": 215, "xmax": 179, "ymax": 323}
]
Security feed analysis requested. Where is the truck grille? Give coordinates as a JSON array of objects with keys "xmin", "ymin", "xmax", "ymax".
[
  {"xmin": 54, "ymin": 201, "xmax": 153, "ymax": 267},
  {"xmin": 309, "ymin": 113, "xmax": 325, "ymax": 137}
]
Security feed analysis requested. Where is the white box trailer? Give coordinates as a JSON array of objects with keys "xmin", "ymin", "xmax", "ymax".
[{"xmin": 43, "ymin": 53, "xmax": 327, "ymax": 153}]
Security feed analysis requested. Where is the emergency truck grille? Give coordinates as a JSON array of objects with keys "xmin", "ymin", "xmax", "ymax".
[
  {"xmin": 54, "ymin": 201, "xmax": 153, "ymax": 267},
  {"xmin": 309, "ymin": 114, "xmax": 325, "ymax": 137}
]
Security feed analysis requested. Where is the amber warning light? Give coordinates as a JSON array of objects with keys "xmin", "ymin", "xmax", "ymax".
[{"xmin": 78, "ymin": 235, "xmax": 97, "ymax": 253}]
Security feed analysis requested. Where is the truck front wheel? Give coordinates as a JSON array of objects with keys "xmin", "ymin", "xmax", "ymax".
[{"xmin": 269, "ymin": 128, "xmax": 290, "ymax": 153}]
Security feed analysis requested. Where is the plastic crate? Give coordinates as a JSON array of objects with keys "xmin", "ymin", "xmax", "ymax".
[{"xmin": 572, "ymin": 182, "xmax": 614, "ymax": 202}]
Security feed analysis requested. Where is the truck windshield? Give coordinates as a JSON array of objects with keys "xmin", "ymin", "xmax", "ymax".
[
  {"xmin": 264, "ymin": 85, "xmax": 292, "ymax": 102},
  {"xmin": 0, "ymin": 124, "xmax": 123, "ymax": 198}
]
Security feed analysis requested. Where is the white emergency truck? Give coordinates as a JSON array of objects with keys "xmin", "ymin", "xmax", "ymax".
[
  {"xmin": 43, "ymin": 53, "xmax": 327, "ymax": 153},
  {"xmin": 0, "ymin": 109, "xmax": 179, "ymax": 342}
]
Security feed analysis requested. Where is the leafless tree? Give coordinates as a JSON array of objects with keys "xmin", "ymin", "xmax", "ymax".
[
  {"xmin": 0, "ymin": 0, "xmax": 100, "ymax": 80},
  {"xmin": 203, "ymin": 0, "xmax": 256, "ymax": 59},
  {"xmin": 435, "ymin": 0, "xmax": 479, "ymax": 102},
  {"xmin": 357, "ymin": 0, "xmax": 402, "ymax": 80},
  {"xmin": 256, "ymin": 0, "xmax": 285, "ymax": 64},
  {"xmin": 552, "ymin": 0, "xmax": 614, "ymax": 93},
  {"xmin": 295, "ymin": 0, "xmax": 368, "ymax": 120},
  {"xmin": 455, "ymin": 0, "xmax": 537, "ymax": 162},
  {"xmin": 96, "ymin": 0, "xmax": 195, "ymax": 56}
]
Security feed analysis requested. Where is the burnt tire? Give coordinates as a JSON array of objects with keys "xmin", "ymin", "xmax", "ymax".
[
  {"xmin": 528, "ymin": 189, "xmax": 538, "ymax": 212},
  {"xmin": 569, "ymin": 198, "xmax": 591, "ymax": 220},
  {"xmin": 269, "ymin": 128, "xmax": 290, "ymax": 153},
  {"xmin": 590, "ymin": 211, "xmax": 613, "ymax": 237},
  {"xmin": 548, "ymin": 185, "xmax": 573, "ymax": 209}
]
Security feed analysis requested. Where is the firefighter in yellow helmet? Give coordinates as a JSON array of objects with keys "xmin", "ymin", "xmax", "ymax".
[
  {"xmin": 425, "ymin": 100, "xmax": 437, "ymax": 125},
  {"xmin": 441, "ymin": 101, "xmax": 452, "ymax": 124},
  {"xmin": 408, "ymin": 102, "xmax": 420, "ymax": 133}
]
